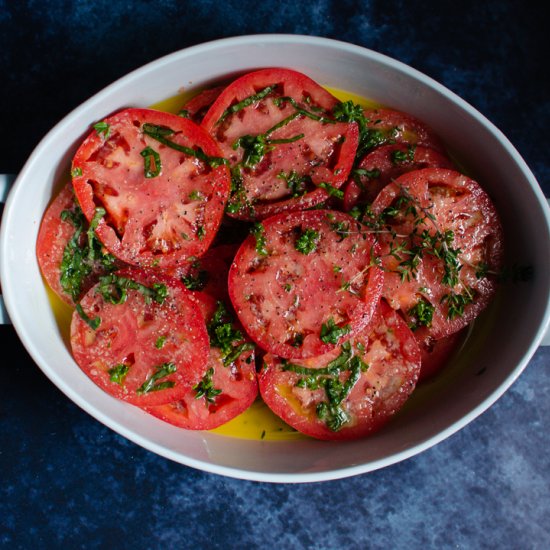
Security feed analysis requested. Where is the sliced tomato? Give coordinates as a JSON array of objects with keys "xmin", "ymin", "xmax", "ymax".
[
  {"xmin": 201, "ymin": 68, "xmax": 359, "ymax": 220},
  {"xmin": 36, "ymin": 183, "xmax": 121, "ymax": 305},
  {"xmin": 361, "ymin": 107, "xmax": 445, "ymax": 153},
  {"xmin": 259, "ymin": 300, "xmax": 421, "ymax": 440},
  {"xmin": 71, "ymin": 108, "xmax": 230, "ymax": 269},
  {"xmin": 180, "ymin": 86, "xmax": 225, "ymax": 124},
  {"xmin": 145, "ymin": 292, "xmax": 257, "ymax": 430},
  {"xmin": 369, "ymin": 168, "xmax": 504, "ymax": 345},
  {"xmin": 343, "ymin": 144, "xmax": 454, "ymax": 210},
  {"xmin": 228, "ymin": 209, "xmax": 383, "ymax": 359},
  {"xmin": 70, "ymin": 267, "xmax": 209, "ymax": 406}
]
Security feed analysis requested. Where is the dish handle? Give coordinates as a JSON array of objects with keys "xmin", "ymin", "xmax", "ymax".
[
  {"xmin": 0, "ymin": 173, "xmax": 15, "ymax": 324},
  {"xmin": 0, "ymin": 173, "xmax": 549, "ymax": 346}
]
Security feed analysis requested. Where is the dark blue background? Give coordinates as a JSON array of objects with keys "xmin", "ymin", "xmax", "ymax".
[{"xmin": 1, "ymin": 1, "xmax": 549, "ymax": 548}]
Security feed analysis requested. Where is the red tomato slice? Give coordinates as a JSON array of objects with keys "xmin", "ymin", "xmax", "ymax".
[
  {"xmin": 369, "ymin": 168, "xmax": 504, "ymax": 345},
  {"xmin": 201, "ymin": 68, "xmax": 359, "ymax": 220},
  {"xmin": 70, "ymin": 267, "xmax": 209, "ymax": 406},
  {"xmin": 343, "ymin": 144, "xmax": 454, "ymax": 210},
  {"xmin": 36, "ymin": 183, "xmax": 121, "ymax": 305},
  {"xmin": 362, "ymin": 108, "xmax": 445, "ymax": 153},
  {"xmin": 259, "ymin": 300, "xmax": 421, "ymax": 440},
  {"xmin": 71, "ymin": 108, "xmax": 230, "ymax": 269},
  {"xmin": 180, "ymin": 86, "xmax": 225, "ymax": 124},
  {"xmin": 228, "ymin": 209, "xmax": 384, "ymax": 359},
  {"xmin": 145, "ymin": 292, "xmax": 258, "ymax": 430}
]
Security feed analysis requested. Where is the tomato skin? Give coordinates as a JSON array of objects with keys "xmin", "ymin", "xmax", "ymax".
[
  {"xmin": 370, "ymin": 167, "xmax": 504, "ymax": 344},
  {"xmin": 145, "ymin": 292, "xmax": 258, "ymax": 430},
  {"xmin": 343, "ymin": 144, "xmax": 454, "ymax": 210},
  {"xmin": 228, "ymin": 209, "xmax": 383, "ymax": 360},
  {"xmin": 201, "ymin": 68, "xmax": 359, "ymax": 220},
  {"xmin": 70, "ymin": 267, "xmax": 210, "ymax": 406},
  {"xmin": 180, "ymin": 86, "xmax": 225, "ymax": 124},
  {"xmin": 71, "ymin": 108, "xmax": 230, "ymax": 269},
  {"xmin": 259, "ymin": 300, "xmax": 421, "ymax": 440}
]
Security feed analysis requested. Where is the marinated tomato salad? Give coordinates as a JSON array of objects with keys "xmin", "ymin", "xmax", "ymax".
[{"xmin": 36, "ymin": 68, "xmax": 504, "ymax": 440}]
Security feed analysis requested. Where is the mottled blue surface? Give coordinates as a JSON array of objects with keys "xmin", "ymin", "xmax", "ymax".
[{"xmin": 1, "ymin": 1, "xmax": 549, "ymax": 548}]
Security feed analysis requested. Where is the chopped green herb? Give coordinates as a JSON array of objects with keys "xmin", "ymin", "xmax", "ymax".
[
  {"xmin": 295, "ymin": 227, "xmax": 320, "ymax": 255},
  {"xmin": 181, "ymin": 268, "xmax": 209, "ymax": 291},
  {"xmin": 155, "ymin": 335, "xmax": 167, "ymax": 349},
  {"xmin": 93, "ymin": 121, "xmax": 111, "ymax": 139},
  {"xmin": 391, "ymin": 145, "xmax": 416, "ymax": 165},
  {"xmin": 140, "ymin": 146, "xmax": 162, "ymax": 178},
  {"xmin": 333, "ymin": 100, "xmax": 390, "ymax": 157},
  {"xmin": 408, "ymin": 298, "xmax": 435, "ymax": 330},
  {"xmin": 250, "ymin": 222, "xmax": 268, "ymax": 256},
  {"xmin": 441, "ymin": 289, "xmax": 475, "ymax": 319},
  {"xmin": 108, "ymin": 364, "xmax": 130, "ymax": 385},
  {"xmin": 75, "ymin": 303, "xmax": 101, "ymax": 330},
  {"xmin": 217, "ymin": 84, "xmax": 278, "ymax": 124},
  {"xmin": 71, "ymin": 167, "xmax": 82, "ymax": 177},
  {"xmin": 142, "ymin": 123, "xmax": 227, "ymax": 168},
  {"xmin": 320, "ymin": 317, "xmax": 351, "ymax": 344},
  {"xmin": 193, "ymin": 367, "xmax": 222, "ymax": 404},
  {"xmin": 59, "ymin": 205, "xmax": 117, "ymax": 303},
  {"xmin": 317, "ymin": 182, "xmax": 344, "ymax": 199},
  {"xmin": 282, "ymin": 342, "xmax": 367, "ymax": 431},
  {"xmin": 277, "ymin": 170, "xmax": 310, "ymax": 197},
  {"xmin": 208, "ymin": 301, "xmax": 255, "ymax": 365},
  {"xmin": 136, "ymin": 362, "xmax": 176, "ymax": 395},
  {"xmin": 96, "ymin": 274, "xmax": 168, "ymax": 305}
]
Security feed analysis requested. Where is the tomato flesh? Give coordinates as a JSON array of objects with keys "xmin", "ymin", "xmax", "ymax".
[{"xmin": 228, "ymin": 209, "xmax": 383, "ymax": 359}]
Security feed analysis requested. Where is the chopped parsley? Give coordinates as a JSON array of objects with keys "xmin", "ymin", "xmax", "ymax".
[
  {"xmin": 250, "ymin": 222, "xmax": 268, "ymax": 256},
  {"xmin": 408, "ymin": 298, "xmax": 435, "ymax": 330},
  {"xmin": 295, "ymin": 227, "xmax": 320, "ymax": 255},
  {"xmin": 193, "ymin": 367, "xmax": 222, "ymax": 404},
  {"xmin": 59, "ymin": 205, "xmax": 117, "ymax": 305},
  {"xmin": 207, "ymin": 301, "xmax": 255, "ymax": 366}
]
